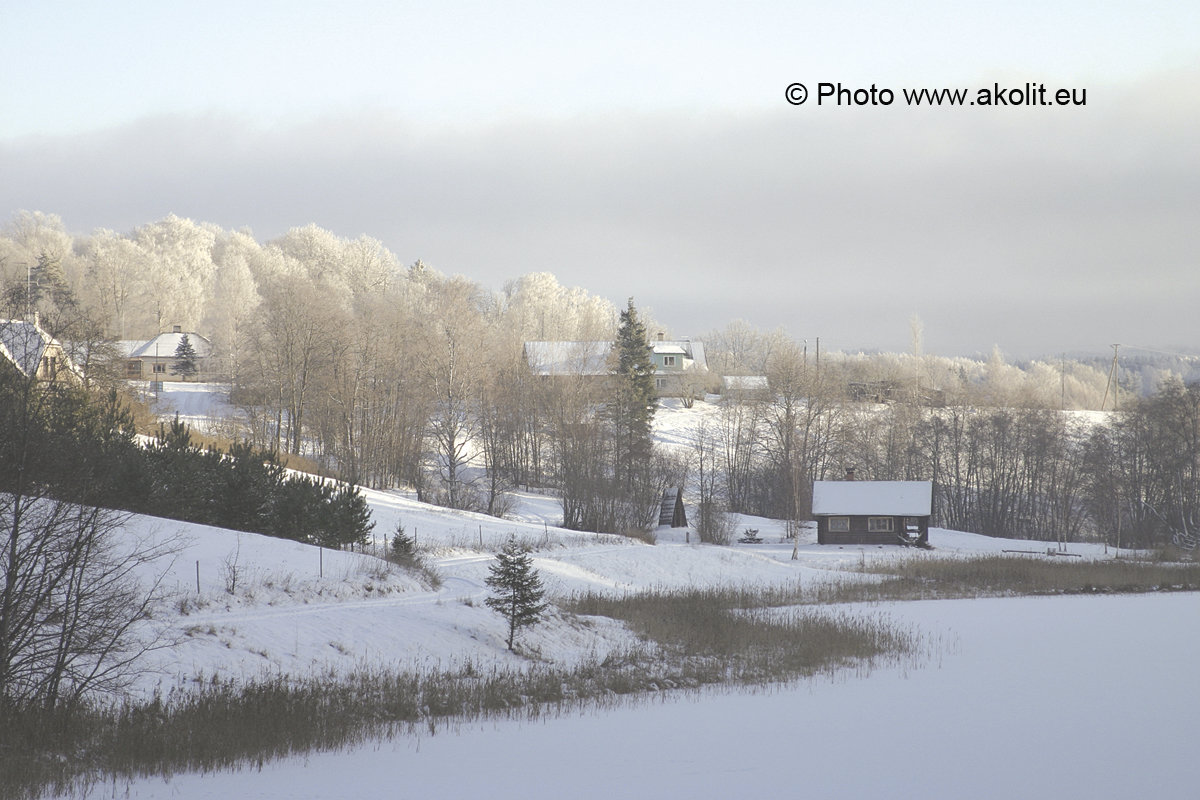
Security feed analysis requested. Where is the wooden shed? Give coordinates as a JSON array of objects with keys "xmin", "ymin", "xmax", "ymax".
[{"xmin": 812, "ymin": 480, "xmax": 932, "ymax": 546}]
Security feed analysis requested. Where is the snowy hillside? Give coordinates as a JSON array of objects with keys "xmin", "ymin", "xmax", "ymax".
[
  {"xmin": 77, "ymin": 383, "xmax": 1196, "ymax": 799},
  {"xmin": 125, "ymin": 382, "xmax": 1129, "ymax": 698},
  {"xmin": 128, "ymin": 477, "xmax": 1120, "ymax": 699}
]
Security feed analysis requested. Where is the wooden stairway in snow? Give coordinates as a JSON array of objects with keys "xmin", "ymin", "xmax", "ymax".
[{"xmin": 659, "ymin": 488, "xmax": 687, "ymax": 528}]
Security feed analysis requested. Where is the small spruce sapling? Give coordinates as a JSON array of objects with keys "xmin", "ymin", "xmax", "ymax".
[
  {"xmin": 485, "ymin": 538, "xmax": 548, "ymax": 651},
  {"xmin": 390, "ymin": 521, "xmax": 417, "ymax": 566},
  {"xmin": 738, "ymin": 528, "xmax": 762, "ymax": 544}
]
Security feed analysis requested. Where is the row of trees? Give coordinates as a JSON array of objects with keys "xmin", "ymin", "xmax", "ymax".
[
  {"xmin": 4, "ymin": 211, "xmax": 1198, "ymax": 546},
  {"xmin": 688, "ymin": 349, "xmax": 1200, "ymax": 549},
  {"xmin": 0, "ymin": 374, "xmax": 375, "ymax": 550}
]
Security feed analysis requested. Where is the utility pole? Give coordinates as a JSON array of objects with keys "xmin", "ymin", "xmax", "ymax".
[
  {"xmin": 1060, "ymin": 353, "xmax": 1066, "ymax": 411},
  {"xmin": 23, "ymin": 261, "xmax": 33, "ymax": 320},
  {"xmin": 791, "ymin": 452, "xmax": 801, "ymax": 560},
  {"xmin": 1101, "ymin": 344, "xmax": 1120, "ymax": 412}
]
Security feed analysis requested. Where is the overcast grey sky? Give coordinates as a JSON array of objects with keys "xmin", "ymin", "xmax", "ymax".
[{"xmin": 2, "ymin": 1, "xmax": 1197, "ymax": 356}]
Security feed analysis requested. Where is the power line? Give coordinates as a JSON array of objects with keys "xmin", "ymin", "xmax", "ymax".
[{"xmin": 1118, "ymin": 344, "xmax": 1200, "ymax": 360}]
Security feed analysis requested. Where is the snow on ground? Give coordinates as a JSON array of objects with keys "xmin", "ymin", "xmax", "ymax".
[
  {"xmin": 145, "ymin": 381, "xmax": 245, "ymax": 436},
  {"xmin": 92, "ymin": 386, "xmax": 1196, "ymax": 797},
  {"xmin": 128, "ymin": 481, "xmax": 1131, "ymax": 701},
  {"xmin": 124, "ymin": 388, "xmax": 1136, "ymax": 698}
]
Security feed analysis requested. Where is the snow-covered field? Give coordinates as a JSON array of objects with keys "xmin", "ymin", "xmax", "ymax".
[{"xmin": 65, "ymin": 387, "xmax": 1199, "ymax": 798}]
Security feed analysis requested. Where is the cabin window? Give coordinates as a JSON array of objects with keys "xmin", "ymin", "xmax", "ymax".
[
  {"xmin": 153, "ymin": 363, "xmax": 166, "ymax": 374},
  {"xmin": 663, "ymin": 355, "xmax": 677, "ymax": 367},
  {"xmin": 828, "ymin": 516, "xmax": 850, "ymax": 532},
  {"xmin": 127, "ymin": 360, "xmax": 142, "ymax": 377},
  {"xmin": 868, "ymin": 516, "xmax": 894, "ymax": 532}
]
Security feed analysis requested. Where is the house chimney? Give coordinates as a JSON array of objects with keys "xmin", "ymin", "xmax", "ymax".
[
  {"xmin": 656, "ymin": 332, "xmax": 665, "ymax": 341},
  {"xmin": 173, "ymin": 325, "xmax": 182, "ymax": 333},
  {"xmin": 845, "ymin": 467, "xmax": 856, "ymax": 481}
]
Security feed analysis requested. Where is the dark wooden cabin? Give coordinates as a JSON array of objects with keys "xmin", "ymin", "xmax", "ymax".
[{"xmin": 812, "ymin": 480, "xmax": 932, "ymax": 546}]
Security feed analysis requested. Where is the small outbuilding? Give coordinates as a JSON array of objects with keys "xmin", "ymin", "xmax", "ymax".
[{"xmin": 812, "ymin": 480, "xmax": 933, "ymax": 546}]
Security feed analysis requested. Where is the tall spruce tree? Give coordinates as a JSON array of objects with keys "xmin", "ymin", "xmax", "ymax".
[
  {"xmin": 485, "ymin": 538, "xmax": 548, "ymax": 650},
  {"xmin": 611, "ymin": 298, "xmax": 657, "ymax": 490},
  {"xmin": 172, "ymin": 333, "xmax": 199, "ymax": 380}
]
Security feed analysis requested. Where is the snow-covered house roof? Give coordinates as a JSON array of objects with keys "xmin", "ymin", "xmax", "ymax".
[
  {"xmin": 0, "ymin": 319, "xmax": 50, "ymax": 376},
  {"xmin": 811, "ymin": 480, "xmax": 933, "ymax": 517},
  {"xmin": 523, "ymin": 341, "xmax": 614, "ymax": 376},
  {"xmin": 128, "ymin": 331, "xmax": 213, "ymax": 360},
  {"xmin": 0, "ymin": 318, "xmax": 81, "ymax": 382},
  {"xmin": 115, "ymin": 339, "xmax": 145, "ymax": 358}
]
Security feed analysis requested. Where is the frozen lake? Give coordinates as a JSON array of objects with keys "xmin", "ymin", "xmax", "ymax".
[{"xmin": 94, "ymin": 592, "xmax": 1200, "ymax": 799}]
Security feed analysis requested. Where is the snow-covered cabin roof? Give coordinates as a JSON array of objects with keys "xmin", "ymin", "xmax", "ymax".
[
  {"xmin": 811, "ymin": 480, "xmax": 933, "ymax": 516},
  {"xmin": 724, "ymin": 375, "xmax": 769, "ymax": 391},
  {"xmin": 652, "ymin": 344, "xmax": 688, "ymax": 356},
  {"xmin": 523, "ymin": 341, "xmax": 614, "ymax": 376},
  {"xmin": 128, "ymin": 331, "xmax": 213, "ymax": 359},
  {"xmin": 0, "ymin": 319, "xmax": 54, "ymax": 377}
]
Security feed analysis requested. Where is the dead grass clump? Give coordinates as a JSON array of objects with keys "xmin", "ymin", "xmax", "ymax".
[
  {"xmin": 845, "ymin": 555, "xmax": 1200, "ymax": 602},
  {"xmin": 566, "ymin": 586, "xmax": 921, "ymax": 683}
]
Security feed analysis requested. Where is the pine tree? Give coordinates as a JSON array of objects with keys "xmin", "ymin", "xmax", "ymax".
[
  {"xmin": 390, "ymin": 521, "xmax": 417, "ymax": 566},
  {"xmin": 329, "ymin": 483, "xmax": 375, "ymax": 550},
  {"xmin": 611, "ymin": 298, "xmax": 657, "ymax": 490},
  {"xmin": 173, "ymin": 333, "xmax": 199, "ymax": 380},
  {"xmin": 485, "ymin": 538, "xmax": 548, "ymax": 651}
]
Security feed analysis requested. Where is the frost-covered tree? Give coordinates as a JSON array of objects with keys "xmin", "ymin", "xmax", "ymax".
[
  {"xmin": 501, "ymin": 272, "xmax": 617, "ymax": 342},
  {"xmin": 484, "ymin": 538, "xmax": 548, "ymax": 651},
  {"xmin": 133, "ymin": 215, "xmax": 216, "ymax": 333},
  {"xmin": 416, "ymin": 277, "xmax": 492, "ymax": 510},
  {"xmin": 204, "ymin": 231, "xmax": 263, "ymax": 379},
  {"xmin": 82, "ymin": 230, "xmax": 152, "ymax": 339}
]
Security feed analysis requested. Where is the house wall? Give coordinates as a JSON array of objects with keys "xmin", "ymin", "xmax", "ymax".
[
  {"xmin": 816, "ymin": 515, "xmax": 930, "ymax": 545},
  {"xmin": 126, "ymin": 355, "xmax": 212, "ymax": 382},
  {"xmin": 141, "ymin": 356, "xmax": 192, "ymax": 382}
]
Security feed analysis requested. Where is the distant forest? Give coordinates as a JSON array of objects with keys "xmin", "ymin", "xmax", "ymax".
[{"xmin": 3, "ymin": 210, "xmax": 1198, "ymax": 548}]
